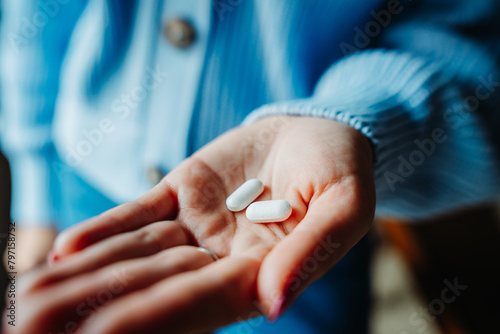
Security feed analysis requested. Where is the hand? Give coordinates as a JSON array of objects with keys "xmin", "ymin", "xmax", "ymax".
[
  {"xmin": 27, "ymin": 116, "xmax": 375, "ymax": 333},
  {"xmin": 10, "ymin": 242, "xmax": 219, "ymax": 334}
]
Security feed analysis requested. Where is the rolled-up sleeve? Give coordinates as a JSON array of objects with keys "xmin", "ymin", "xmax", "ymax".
[{"xmin": 245, "ymin": 0, "xmax": 500, "ymax": 219}]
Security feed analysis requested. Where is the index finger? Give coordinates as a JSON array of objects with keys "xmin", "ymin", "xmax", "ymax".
[
  {"xmin": 54, "ymin": 181, "xmax": 178, "ymax": 257},
  {"xmin": 79, "ymin": 255, "xmax": 263, "ymax": 334}
]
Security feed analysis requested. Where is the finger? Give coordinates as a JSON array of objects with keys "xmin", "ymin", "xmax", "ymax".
[
  {"xmin": 257, "ymin": 176, "xmax": 375, "ymax": 319},
  {"xmin": 18, "ymin": 246, "xmax": 215, "ymax": 334},
  {"xmin": 79, "ymin": 255, "xmax": 263, "ymax": 334},
  {"xmin": 22, "ymin": 221, "xmax": 190, "ymax": 294},
  {"xmin": 54, "ymin": 181, "xmax": 178, "ymax": 256}
]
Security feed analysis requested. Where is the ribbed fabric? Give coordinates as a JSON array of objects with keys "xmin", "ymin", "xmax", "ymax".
[
  {"xmin": 189, "ymin": 0, "xmax": 383, "ymax": 151},
  {"xmin": 245, "ymin": 50, "xmax": 500, "ymax": 219},
  {"xmin": 1, "ymin": 0, "xmax": 499, "ymax": 226}
]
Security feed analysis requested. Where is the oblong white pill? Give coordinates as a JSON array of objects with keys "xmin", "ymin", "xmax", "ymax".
[
  {"xmin": 246, "ymin": 200, "xmax": 292, "ymax": 223},
  {"xmin": 226, "ymin": 179, "xmax": 264, "ymax": 212}
]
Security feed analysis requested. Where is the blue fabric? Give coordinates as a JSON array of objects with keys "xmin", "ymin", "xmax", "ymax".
[
  {"xmin": 57, "ymin": 159, "xmax": 117, "ymax": 230},
  {"xmin": 0, "ymin": 0, "xmax": 87, "ymax": 225},
  {"xmin": 2, "ymin": 0, "xmax": 499, "ymax": 227},
  {"xmin": 2, "ymin": 1, "xmax": 499, "ymax": 332}
]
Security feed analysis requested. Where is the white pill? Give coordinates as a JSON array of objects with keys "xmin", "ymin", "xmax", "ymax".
[
  {"xmin": 226, "ymin": 179, "xmax": 264, "ymax": 212},
  {"xmin": 246, "ymin": 200, "xmax": 292, "ymax": 223}
]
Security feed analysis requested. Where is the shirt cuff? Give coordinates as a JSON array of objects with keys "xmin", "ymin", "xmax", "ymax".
[{"xmin": 244, "ymin": 50, "xmax": 500, "ymax": 219}]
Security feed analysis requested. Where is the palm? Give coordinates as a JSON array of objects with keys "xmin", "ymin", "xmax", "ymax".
[
  {"xmin": 33, "ymin": 116, "xmax": 375, "ymax": 334},
  {"xmin": 173, "ymin": 116, "xmax": 369, "ymax": 258}
]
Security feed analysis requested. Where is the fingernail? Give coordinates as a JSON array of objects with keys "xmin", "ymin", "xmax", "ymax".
[
  {"xmin": 267, "ymin": 288, "xmax": 299, "ymax": 322},
  {"xmin": 267, "ymin": 295, "xmax": 285, "ymax": 322},
  {"xmin": 47, "ymin": 250, "xmax": 59, "ymax": 265},
  {"xmin": 267, "ymin": 274, "xmax": 304, "ymax": 322}
]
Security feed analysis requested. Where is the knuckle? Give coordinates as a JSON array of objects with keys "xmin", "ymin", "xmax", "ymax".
[
  {"xmin": 18, "ymin": 267, "xmax": 54, "ymax": 296},
  {"xmin": 155, "ymin": 246, "xmax": 211, "ymax": 272},
  {"xmin": 134, "ymin": 228, "xmax": 163, "ymax": 254}
]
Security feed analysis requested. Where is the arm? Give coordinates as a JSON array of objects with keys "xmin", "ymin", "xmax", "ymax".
[
  {"xmin": 0, "ymin": 1, "xmax": 86, "ymax": 269},
  {"xmin": 246, "ymin": 0, "xmax": 500, "ymax": 219},
  {"xmin": 15, "ymin": 0, "xmax": 500, "ymax": 333},
  {"xmin": 18, "ymin": 116, "xmax": 375, "ymax": 333}
]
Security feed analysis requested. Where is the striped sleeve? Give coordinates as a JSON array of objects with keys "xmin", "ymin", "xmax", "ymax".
[{"xmin": 245, "ymin": 1, "xmax": 500, "ymax": 219}]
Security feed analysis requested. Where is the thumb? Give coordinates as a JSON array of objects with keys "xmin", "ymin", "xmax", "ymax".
[{"xmin": 256, "ymin": 177, "xmax": 374, "ymax": 320}]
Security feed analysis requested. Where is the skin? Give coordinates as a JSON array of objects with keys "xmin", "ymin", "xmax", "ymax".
[
  {"xmin": 5, "ymin": 227, "xmax": 57, "ymax": 273},
  {"xmin": 11, "ymin": 116, "xmax": 375, "ymax": 334}
]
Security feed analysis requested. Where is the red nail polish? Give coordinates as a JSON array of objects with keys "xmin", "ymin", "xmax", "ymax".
[{"xmin": 47, "ymin": 250, "xmax": 59, "ymax": 265}]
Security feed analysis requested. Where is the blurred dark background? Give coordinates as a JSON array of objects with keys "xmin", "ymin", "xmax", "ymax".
[
  {"xmin": 0, "ymin": 151, "xmax": 10, "ymax": 313},
  {"xmin": 0, "ymin": 2, "xmax": 7, "ymax": 315}
]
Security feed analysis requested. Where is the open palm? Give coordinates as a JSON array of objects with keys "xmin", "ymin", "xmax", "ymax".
[{"xmin": 16, "ymin": 116, "xmax": 375, "ymax": 334}]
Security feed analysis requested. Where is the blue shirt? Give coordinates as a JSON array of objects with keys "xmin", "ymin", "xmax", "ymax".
[{"xmin": 1, "ymin": 0, "xmax": 500, "ymax": 227}]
